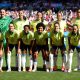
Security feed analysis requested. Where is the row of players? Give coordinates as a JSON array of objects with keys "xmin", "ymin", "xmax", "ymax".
[{"xmin": 0, "ymin": 21, "xmax": 80, "ymax": 72}]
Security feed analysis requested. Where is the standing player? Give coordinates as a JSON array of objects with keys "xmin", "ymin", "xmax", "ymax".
[
  {"xmin": 30, "ymin": 12, "xmax": 42, "ymax": 32},
  {"xmin": 51, "ymin": 11, "xmax": 67, "ymax": 71},
  {"xmin": 0, "ymin": 9, "xmax": 12, "ymax": 68},
  {"xmin": 18, "ymin": 25, "xmax": 34, "ymax": 72},
  {"xmin": 32, "ymin": 22, "xmax": 49, "ymax": 72},
  {"xmin": 5, "ymin": 23, "xmax": 19, "ymax": 72},
  {"xmin": 13, "ymin": 10, "xmax": 29, "ymax": 34},
  {"xmin": 0, "ymin": 31, "xmax": 4, "ymax": 72},
  {"xmin": 30, "ymin": 12, "xmax": 47, "ymax": 69},
  {"xmin": 13, "ymin": 10, "xmax": 29, "ymax": 68},
  {"xmin": 67, "ymin": 24, "xmax": 80, "ymax": 72},
  {"xmin": 49, "ymin": 22, "xmax": 67, "ymax": 72}
]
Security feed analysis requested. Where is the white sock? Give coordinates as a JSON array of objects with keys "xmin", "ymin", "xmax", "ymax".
[
  {"xmin": 17, "ymin": 54, "xmax": 21, "ymax": 70},
  {"xmin": 49, "ymin": 53, "xmax": 53, "ymax": 69},
  {"xmin": 62, "ymin": 51, "xmax": 67, "ymax": 67},
  {"xmin": 68, "ymin": 50, "xmax": 73, "ymax": 70},
  {"xmin": 29, "ymin": 55, "xmax": 33, "ymax": 69},
  {"xmin": 0, "ymin": 57, "xmax": 3, "ymax": 70},
  {"xmin": 7, "ymin": 51, "xmax": 11, "ymax": 70},
  {"xmin": 46, "ymin": 61, "xmax": 49, "ymax": 69},
  {"xmin": 33, "ymin": 62, "xmax": 37, "ymax": 70},
  {"xmin": 21, "ymin": 54, "xmax": 26, "ymax": 69}
]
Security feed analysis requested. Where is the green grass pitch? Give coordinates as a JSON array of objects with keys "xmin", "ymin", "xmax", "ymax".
[{"xmin": 0, "ymin": 50, "xmax": 80, "ymax": 80}]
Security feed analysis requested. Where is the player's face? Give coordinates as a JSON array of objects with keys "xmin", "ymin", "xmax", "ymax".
[
  {"xmin": 0, "ymin": 9, "xmax": 6, "ymax": 18},
  {"xmin": 9, "ymin": 24, "xmax": 14, "ymax": 32},
  {"xmin": 54, "ymin": 24, "xmax": 60, "ymax": 32},
  {"xmin": 24, "ymin": 26, "xmax": 29, "ymax": 33},
  {"xmin": 38, "ymin": 26, "xmax": 44, "ymax": 33},
  {"xmin": 57, "ymin": 13, "xmax": 62, "ymax": 21},
  {"xmin": 19, "ymin": 11, "xmax": 24, "ymax": 18},
  {"xmin": 77, "ymin": 11, "xmax": 80, "ymax": 18},
  {"xmin": 73, "ymin": 26, "xmax": 78, "ymax": 33},
  {"xmin": 37, "ymin": 12, "xmax": 42, "ymax": 19}
]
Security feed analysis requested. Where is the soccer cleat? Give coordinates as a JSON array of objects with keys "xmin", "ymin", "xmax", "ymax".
[
  {"xmin": 68, "ymin": 69, "xmax": 72, "ymax": 73},
  {"xmin": 7, "ymin": 69, "xmax": 11, "ymax": 72},
  {"xmin": 32, "ymin": 69, "xmax": 37, "ymax": 72},
  {"xmin": 74, "ymin": 68, "xmax": 80, "ymax": 71},
  {"xmin": 18, "ymin": 68, "xmax": 21, "ymax": 72},
  {"xmin": 28, "ymin": 68, "xmax": 32, "ymax": 72},
  {"xmin": 50, "ymin": 68, "xmax": 53, "ymax": 72},
  {"xmin": 53, "ymin": 66, "xmax": 57, "ymax": 71},
  {"xmin": 23, "ymin": 68, "xmax": 26, "ymax": 72},
  {"xmin": 61, "ymin": 66, "xmax": 65, "ymax": 72},
  {"xmin": 46, "ymin": 69, "xmax": 49, "ymax": 72},
  {"xmin": 0, "ymin": 69, "xmax": 3, "ymax": 72},
  {"xmin": 64, "ymin": 69, "xmax": 68, "ymax": 72}
]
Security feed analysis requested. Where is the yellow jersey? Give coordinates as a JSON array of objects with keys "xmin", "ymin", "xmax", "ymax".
[
  {"xmin": 19, "ymin": 31, "xmax": 34, "ymax": 45},
  {"xmin": 50, "ymin": 31, "xmax": 64, "ymax": 46},
  {"xmin": 34, "ymin": 30, "xmax": 48, "ymax": 45},
  {"xmin": 5, "ymin": 30, "xmax": 19, "ymax": 44},
  {"xmin": 68, "ymin": 32, "xmax": 80, "ymax": 46}
]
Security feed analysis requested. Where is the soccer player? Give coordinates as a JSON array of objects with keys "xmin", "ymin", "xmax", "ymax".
[
  {"xmin": 74, "ymin": 9, "xmax": 80, "ymax": 33},
  {"xmin": 30, "ymin": 12, "xmax": 43, "ymax": 32},
  {"xmin": 49, "ymin": 22, "xmax": 67, "ymax": 72},
  {"xmin": 32, "ymin": 22, "xmax": 49, "ymax": 72},
  {"xmin": 51, "ymin": 11, "xmax": 67, "ymax": 71},
  {"xmin": 0, "ymin": 9, "xmax": 12, "ymax": 68},
  {"xmin": 30, "ymin": 12, "xmax": 47, "ymax": 69},
  {"xmin": 13, "ymin": 10, "xmax": 29, "ymax": 68},
  {"xmin": 67, "ymin": 24, "xmax": 80, "ymax": 72},
  {"xmin": 0, "ymin": 31, "xmax": 4, "ymax": 72},
  {"xmin": 5, "ymin": 23, "xmax": 19, "ymax": 72},
  {"xmin": 18, "ymin": 25, "xmax": 34, "ymax": 72},
  {"xmin": 13, "ymin": 10, "xmax": 29, "ymax": 34}
]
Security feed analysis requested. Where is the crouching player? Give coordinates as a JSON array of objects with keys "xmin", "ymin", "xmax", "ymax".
[
  {"xmin": 49, "ymin": 22, "xmax": 67, "ymax": 72},
  {"xmin": 18, "ymin": 25, "xmax": 34, "ymax": 72},
  {"xmin": 5, "ymin": 22, "xmax": 19, "ymax": 72},
  {"xmin": 67, "ymin": 24, "xmax": 80, "ymax": 72},
  {"xmin": 32, "ymin": 22, "xmax": 49, "ymax": 72},
  {"xmin": 0, "ymin": 31, "xmax": 4, "ymax": 72}
]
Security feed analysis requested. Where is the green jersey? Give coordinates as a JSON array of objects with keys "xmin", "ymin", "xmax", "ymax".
[
  {"xmin": 5, "ymin": 30, "xmax": 19, "ymax": 45},
  {"xmin": 30, "ymin": 19, "xmax": 41, "ymax": 32},
  {"xmin": 50, "ymin": 31, "xmax": 64, "ymax": 46},
  {"xmin": 13, "ymin": 18, "xmax": 29, "ymax": 34},
  {"xmin": 34, "ymin": 31, "xmax": 48, "ymax": 45},
  {"xmin": 0, "ymin": 16, "xmax": 12, "ymax": 36},
  {"xmin": 68, "ymin": 32, "xmax": 80, "ymax": 46},
  {"xmin": 19, "ymin": 31, "xmax": 34, "ymax": 45}
]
